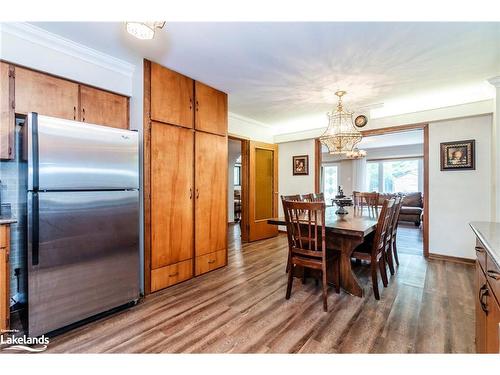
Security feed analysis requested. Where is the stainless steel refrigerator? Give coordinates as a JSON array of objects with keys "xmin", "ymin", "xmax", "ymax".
[{"xmin": 27, "ymin": 113, "xmax": 140, "ymax": 337}]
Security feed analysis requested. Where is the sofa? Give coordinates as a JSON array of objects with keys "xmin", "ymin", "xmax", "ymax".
[{"xmin": 378, "ymin": 192, "xmax": 423, "ymax": 226}]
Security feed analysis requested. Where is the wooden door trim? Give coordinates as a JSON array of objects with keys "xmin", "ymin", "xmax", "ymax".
[
  {"xmin": 314, "ymin": 122, "xmax": 429, "ymax": 257},
  {"xmin": 229, "ymin": 135, "xmax": 250, "ymax": 242},
  {"xmin": 315, "ymin": 138, "xmax": 322, "ymax": 193},
  {"xmin": 143, "ymin": 59, "xmax": 152, "ymax": 295}
]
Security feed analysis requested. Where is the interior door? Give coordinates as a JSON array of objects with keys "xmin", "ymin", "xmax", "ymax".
[
  {"xmin": 80, "ymin": 85, "xmax": 129, "ymax": 129},
  {"xmin": 195, "ymin": 81, "xmax": 227, "ymax": 136},
  {"xmin": 151, "ymin": 123, "xmax": 194, "ymax": 268},
  {"xmin": 248, "ymin": 141, "xmax": 278, "ymax": 241},
  {"xmin": 195, "ymin": 132, "xmax": 227, "ymax": 257},
  {"xmin": 15, "ymin": 67, "xmax": 79, "ymax": 120},
  {"xmin": 150, "ymin": 62, "xmax": 194, "ymax": 128}
]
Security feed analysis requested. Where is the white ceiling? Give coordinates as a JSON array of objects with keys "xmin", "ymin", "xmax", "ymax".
[{"xmin": 31, "ymin": 22, "xmax": 500, "ymax": 133}]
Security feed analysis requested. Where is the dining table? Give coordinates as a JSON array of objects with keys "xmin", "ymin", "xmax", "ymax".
[{"xmin": 267, "ymin": 205, "xmax": 378, "ymax": 297}]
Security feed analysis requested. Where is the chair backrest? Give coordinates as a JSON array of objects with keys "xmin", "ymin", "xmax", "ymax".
[
  {"xmin": 353, "ymin": 191, "xmax": 380, "ymax": 215},
  {"xmin": 282, "ymin": 194, "xmax": 302, "ymax": 201},
  {"xmin": 391, "ymin": 195, "xmax": 403, "ymax": 236},
  {"xmin": 282, "ymin": 200, "xmax": 326, "ymax": 259},
  {"xmin": 302, "ymin": 192, "xmax": 324, "ymax": 202},
  {"xmin": 371, "ymin": 198, "xmax": 395, "ymax": 257}
]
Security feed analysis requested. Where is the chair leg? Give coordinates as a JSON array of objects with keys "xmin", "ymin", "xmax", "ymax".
[
  {"xmin": 393, "ymin": 238, "xmax": 400, "ymax": 266},
  {"xmin": 379, "ymin": 257, "xmax": 389, "ymax": 288},
  {"xmin": 386, "ymin": 245, "xmax": 395, "ymax": 276},
  {"xmin": 322, "ymin": 266, "xmax": 328, "ymax": 312},
  {"xmin": 286, "ymin": 252, "xmax": 291, "ymax": 273},
  {"xmin": 371, "ymin": 261, "xmax": 380, "ymax": 300},
  {"xmin": 286, "ymin": 264, "xmax": 294, "ymax": 299},
  {"xmin": 302, "ymin": 268, "xmax": 307, "ymax": 284}
]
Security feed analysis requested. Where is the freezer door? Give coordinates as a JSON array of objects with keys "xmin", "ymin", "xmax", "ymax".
[
  {"xmin": 28, "ymin": 113, "xmax": 139, "ymax": 191},
  {"xmin": 28, "ymin": 190, "xmax": 139, "ymax": 337}
]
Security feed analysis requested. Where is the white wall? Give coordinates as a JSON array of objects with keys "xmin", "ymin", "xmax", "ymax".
[
  {"xmin": 229, "ymin": 112, "xmax": 274, "ymax": 143},
  {"xmin": 429, "ymin": 115, "xmax": 492, "ymax": 259},
  {"xmin": 278, "ymin": 139, "xmax": 315, "ymax": 216}
]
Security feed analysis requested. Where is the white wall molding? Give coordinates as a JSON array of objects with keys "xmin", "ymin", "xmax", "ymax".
[
  {"xmin": 0, "ymin": 22, "xmax": 135, "ymax": 78},
  {"xmin": 488, "ymin": 76, "xmax": 500, "ymax": 88},
  {"xmin": 229, "ymin": 112, "xmax": 273, "ymax": 129},
  {"xmin": 274, "ymin": 99, "xmax": 495, "ymax": 143}
]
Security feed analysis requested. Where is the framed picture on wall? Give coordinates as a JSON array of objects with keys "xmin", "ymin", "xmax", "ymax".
[
  {"xmin": 292, "ymin": 155, "xmax": 309, "ymax": 175},
  {"xmin": 440, "ymin": 139, "xmax": 475, "ymax": 171}
]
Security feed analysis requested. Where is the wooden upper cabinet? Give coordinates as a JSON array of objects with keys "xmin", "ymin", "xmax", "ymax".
[
  {"xmin": 195, "ymin": 81, "xmax": 227, "ymax": 136},
  {"xmin": 80, "ymin": 86, "xmax": 129, "ymax": 129},
  {"xmin": 0, "ymin": 62, "xmax": 14, "ymax": 160},
  {"xmin": 151, "ymin": 62, "xmax": 194, "ymax": 128},
  {"xmin": 151, "ymin": 123, "xmax": 194, "ymax": 269},
  {"xmin": 15, "ymin": 67, "xmax": 79, "ymax": 120},
  {"xmin": 195, "ymin": 132, "xmax": 227, "ymax": 257}
]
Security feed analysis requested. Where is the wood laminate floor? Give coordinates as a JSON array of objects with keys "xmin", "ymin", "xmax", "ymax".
[{"xmin": 46, "ymin": 224, "xmax": 475, "ymax": 353}]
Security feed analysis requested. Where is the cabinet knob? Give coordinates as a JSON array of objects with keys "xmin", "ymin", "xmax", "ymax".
[
  {"xmin": 208, "ymin": 260, "xmax": 216, "ymax": 264},
  {"xmin": 196, "ymin": 188, "xmax": 200, "ymax": 199},
  {"xmin": 168, "ymin": 272, "xmax": 179, "ymax": 277},
  {"xmin": 189, "ymin": 188, "xmax": 193, "ymax": 199}
]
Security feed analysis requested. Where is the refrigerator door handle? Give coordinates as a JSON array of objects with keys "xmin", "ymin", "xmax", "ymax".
[{"xmin": 32, "ymin": 192, "xmax": 40, "ymax": 266}]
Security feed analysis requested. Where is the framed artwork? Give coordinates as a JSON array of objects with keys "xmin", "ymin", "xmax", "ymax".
[
  {"xmin": 440, "ymin": 139, "xmax": 475, "ymax": 171},
  {"xmin": 292, "ymin": 155, "xmax": 309, "ymax": 175}
]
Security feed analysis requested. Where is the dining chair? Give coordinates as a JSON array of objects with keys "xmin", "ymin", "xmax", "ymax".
[
  {"xmin": 353, "ymin": 191, "xmax": 380, "ymax": 216},
  {"xmin": 351, "ymin": 198, "xmax": 395, "ymax": 300},
  {"xmin": 302, "ymin": 193, "xmax": 324, "ymax": 202},
  {"xmin": 282, "ymin": 200, "xmax": 340, "ymax": 311},
  {"xmin": 281, "ymin": 195, "xmax": 304, "ymax": 273},
  {"xmin": 384, "ymin": 195, "xmax": 402, "ymax": 275},
  {"xmin": 388, "ymin": 195, "xmax": 403, "ymax": 269}
]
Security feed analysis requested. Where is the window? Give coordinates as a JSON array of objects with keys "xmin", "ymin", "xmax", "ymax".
[
  {"xmin": 322, "ymin": 164, "xmax": 339, "ymax": 201},
  {"xmin": 234, "ymin": 164, "xmax": 241, "ymax": 186},
  {"xmin": 366, "ymin": 158, "xmax": 422, "ymax": 193}
]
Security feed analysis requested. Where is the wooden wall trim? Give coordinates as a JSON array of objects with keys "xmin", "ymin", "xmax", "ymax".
[
  {"xmin": 428, "ymin": 253, "xmax": 475, "ymax": 265},
  {"xmin": 423, "ymin": 124, "xmax": 429, "ymax": 258},
  {"xmin": 361, "ymin": 122, "xmax": 428, "ymax": 137},
  {"xmin": 143, "ymin": 59, "xmax": 152, "ymax": 295},
  {"xmin": 314, "ymin": 138, "xmax": 322, "ymax": 194}
]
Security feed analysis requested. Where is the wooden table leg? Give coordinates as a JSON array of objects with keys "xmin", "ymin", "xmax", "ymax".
[{"xmin": 328, "ymin": 235, "xmax": 364, "ymax": 297}]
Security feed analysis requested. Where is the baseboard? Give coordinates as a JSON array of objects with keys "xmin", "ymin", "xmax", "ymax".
[{"xmin": 428, "ymin": 252, "xmax": 475, "ymax": 265}]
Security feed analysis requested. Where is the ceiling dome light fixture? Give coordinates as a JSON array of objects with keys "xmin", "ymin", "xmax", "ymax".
[
  {"xmin": 319, "ymin": 90, "xmax": 366, "ymax": 158},
  {"xmin": 126, "ymin": 22, "xmax": 166, "ymax": 40}
]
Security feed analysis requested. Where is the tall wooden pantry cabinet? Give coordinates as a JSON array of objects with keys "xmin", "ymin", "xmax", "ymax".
[{"xmin": 144, "ymin": 60, "xmax": 228, "ymax": 294}]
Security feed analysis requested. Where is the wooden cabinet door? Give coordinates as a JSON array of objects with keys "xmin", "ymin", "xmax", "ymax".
[
  {"xmin": 195, "ymin": 81, "xmax": 227, "ymax": 136},
  {"xmin": 0, "ymin": 63, "xmax": 14, "ymax": 160},
  {"xmin": 15, "ymin": 67, "xmax": 79, "ymax": 120},
  {"xmin": 151, "ymin": 123, "xmax": 194, "ymax": 269},
  {"xmin": 195, "ymin": 132, "xmax": 227, "ymax": 257},
  {"xmin": 80, "ymin": 86, "xmax": 129, "ymax": 129},
  {"xmin": 151, "ymin": 62, "xmax": 194, "ymax": 128},
  {"xmin": 486, "ymin": 290, "xmax": 500, "ymax": 353},
  {"xmin": 476, "ymin": 262, "xmax": 488, "ymax": 353},
  {"xmin": 0, "ymin": 225, "xmax": 10, "ymax": 332}
]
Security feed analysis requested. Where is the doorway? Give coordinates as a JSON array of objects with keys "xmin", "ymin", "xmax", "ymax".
[{"xmin": 315, "ymin": 123, "xmax": 429, "ymax": 257}]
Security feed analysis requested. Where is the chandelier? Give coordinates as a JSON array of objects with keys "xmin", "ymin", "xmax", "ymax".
[{"xmin": 319, "ymin": 90, "xmax": 365, "ymax": 157}]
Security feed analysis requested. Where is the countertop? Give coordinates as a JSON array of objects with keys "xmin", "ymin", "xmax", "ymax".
[
  {"xmin": 0, "ymin": 213, "xmax": 17, "ymax": 225},
  {"xmin": 470, "ymin": 221, "xmax": 500, "ymax": 269}
]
